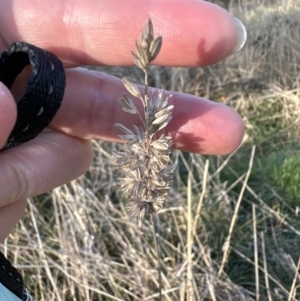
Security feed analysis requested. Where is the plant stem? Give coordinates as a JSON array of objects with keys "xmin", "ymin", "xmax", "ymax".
[
  {"xmin": 144, "ymin": 67, "xmax": 149, "ymax": 137},
  {"xmin": 152, "ymin": 214, "xmax": 162, "ymax": 301}
]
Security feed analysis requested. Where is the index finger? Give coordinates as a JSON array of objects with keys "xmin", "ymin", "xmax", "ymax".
[{"xmin": 0, "ymin": 0, "xmax": 239, "ymax": 67}]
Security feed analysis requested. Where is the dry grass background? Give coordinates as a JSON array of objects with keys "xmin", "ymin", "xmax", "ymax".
[{"xmin": 1, "ymin": 0, "xmax": 300, "ymax": 300}]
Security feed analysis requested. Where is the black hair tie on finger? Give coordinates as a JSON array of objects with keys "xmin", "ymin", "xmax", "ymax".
[
  {"xmin": 0, "ymin": 42, "xmax": 66, "ymax": 151},
  {"xmin": 0, "ymin": 251, "xmax": 24, "ymax": 300}
]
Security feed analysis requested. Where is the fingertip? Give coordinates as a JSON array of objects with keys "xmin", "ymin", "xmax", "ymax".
[
  {"xmin": 196, "ymin": 104, "xmax": 245, "ymax": 155},
  {"xmin": 171, "ymin": 94, "xmax": 244, "ymax": 155},
  {"xmin": 193, "ymin": 2, "xmax": 240, "ymax": 66},
  {"xmin": 152, "ymin": 0, "xmax": 242, "ymax": 67},
  {"xmin": 0, "ymin": 82, "xmax": 16, "ymax": 148},
  {"xmin": 211, "ymin": 105, "xmax": 245, "ymax": 155}
]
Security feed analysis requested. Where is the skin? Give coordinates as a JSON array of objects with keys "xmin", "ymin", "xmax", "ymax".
[{"xmin": 0, "ymin": 0, "xmax": 244, "ymax": 242}]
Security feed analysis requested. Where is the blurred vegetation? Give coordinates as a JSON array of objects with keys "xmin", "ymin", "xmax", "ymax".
[{"xmin": 1, "ymin": 0, "xmax": 300, "ymax": 300}]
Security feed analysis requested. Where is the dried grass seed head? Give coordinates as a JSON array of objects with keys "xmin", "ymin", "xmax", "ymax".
[
  {"xmin": 115, "ymin": 19, "xmax": 174, "ymax": 218},
  {"xmin": 132, "ymin": 18, "xmax": 163, "ymax": 70}
]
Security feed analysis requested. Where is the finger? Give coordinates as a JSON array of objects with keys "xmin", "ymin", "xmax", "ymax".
[
  {"xmin": 0, "ymin": 199, "xmax": 26, "ymax": 242},
  {"xmin": 0, "ymin": 0, "xmax": 239, "ymax": 67},
  {"xmin": 52, "ymin": 68, "xmax": 244, "ymax": 155},
  {"xmin": 0, "ymin": 130, "xmax": 93, "ymax": 207},
  {"xmin": 0, "ymin": 82, "xmax": 16, "ymax": 148}
]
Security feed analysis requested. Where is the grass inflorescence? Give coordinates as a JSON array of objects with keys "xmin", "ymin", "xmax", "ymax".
[{"xmin": 114, "ymin": 19, "xmax": 174, "ymax": 218}]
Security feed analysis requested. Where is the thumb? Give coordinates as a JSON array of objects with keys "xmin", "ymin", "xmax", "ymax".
[{"xmin": 0, "ymin": 82, "xmax": 16, "ymax": 148}]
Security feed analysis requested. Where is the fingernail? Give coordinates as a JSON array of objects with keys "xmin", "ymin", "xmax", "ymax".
[
  {"xmin": 0, "ymin": 82, "xmax": 7, "ymax": 97},
  {"xmin": 232, "ymin": 17, "xmax": 247, "ymax": 53},
  {"xmin": 0, "ymin": 81, "xmax": 10, "ymax": 98}
]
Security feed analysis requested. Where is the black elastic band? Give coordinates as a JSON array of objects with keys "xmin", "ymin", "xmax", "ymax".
[
  {"xmin": 0, "ymin": 251, "xmax": 24, "ymax": 299},
  {"xmin": 0, "ymin": 42, "xmax": 66, "ymax": 150}
]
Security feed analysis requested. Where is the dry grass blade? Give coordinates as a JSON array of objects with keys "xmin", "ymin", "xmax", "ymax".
[
  {"xmin": 262, "ymin": 231, "xmax": 282, "ymax": 300},
  {"xmin": 218, "ymin": 146, "xmax": 256, "ymax": 277},
  {"xmin": 288, "ymin": 257, "xmax": 300, "ymax": 301},
  {"xmin": 186, "ymin": 173, "xmax": 193, "ymax": 301},
  {"xmin": 252, "ymin": 204, "xmax": 259, "ymax": 301}
]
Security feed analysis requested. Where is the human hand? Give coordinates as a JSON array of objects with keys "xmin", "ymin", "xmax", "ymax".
[{"xmin": 0, "ymin": 0, "xmax": 245, "ymax": 241}]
